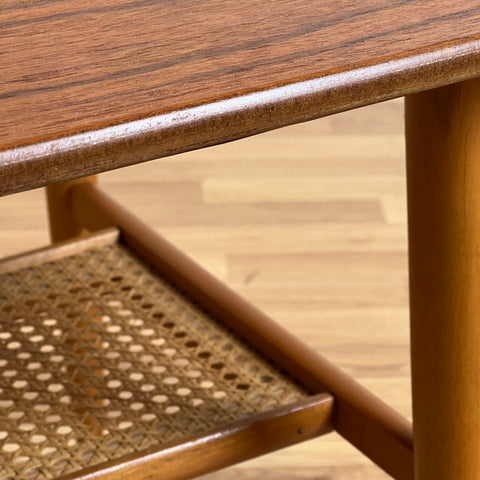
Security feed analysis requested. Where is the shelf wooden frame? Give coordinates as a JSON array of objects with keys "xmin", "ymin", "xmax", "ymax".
[{"xmin": 69, "ymin": 182, "xmax": 414, "ymax": 480}]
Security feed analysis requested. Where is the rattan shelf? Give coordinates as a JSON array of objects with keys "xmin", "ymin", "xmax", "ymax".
[
  {"xmin": 0, "ymin": 183, "xmax": 414, "ymax": 480},
  {"xmin": 0, "ymin": 229, "xmax": 333, "ymax": 480}
]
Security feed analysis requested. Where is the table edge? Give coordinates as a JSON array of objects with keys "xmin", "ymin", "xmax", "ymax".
[{"xmin": 2, "ymin": 40, "xmax": 480, "ymax": 196}]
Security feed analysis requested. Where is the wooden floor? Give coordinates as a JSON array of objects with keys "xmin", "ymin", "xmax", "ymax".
[{"xmin": 0, "ymin": 98, "xmax": 409, "ymax": 479}]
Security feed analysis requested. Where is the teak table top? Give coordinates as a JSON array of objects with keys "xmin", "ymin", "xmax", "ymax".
[{"xmin": 1, "ymin": 0, "xmax": 480, "ymax": 195}]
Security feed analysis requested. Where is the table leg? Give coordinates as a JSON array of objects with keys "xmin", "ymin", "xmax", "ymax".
[
  {"xmin": 406, "ymin": 78, "xmax": 480, "ymax": 479},
  {"xmin": 46, "ymin": 176, "xmax": 97, "ymax": 243}
]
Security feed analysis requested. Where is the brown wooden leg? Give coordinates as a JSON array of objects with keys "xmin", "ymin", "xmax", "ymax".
[
  {"xmin": 45, "ymin": 176, "xmax": 97, "ymax": 243},
  {"xmin": 406, "ymin": 78, "xmax": 480, "ymax": 479}
]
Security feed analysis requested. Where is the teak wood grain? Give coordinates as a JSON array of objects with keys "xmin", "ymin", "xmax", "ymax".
[{"xmin": 2, "ymin": 0, "xmax": 480, "ymax": 195}]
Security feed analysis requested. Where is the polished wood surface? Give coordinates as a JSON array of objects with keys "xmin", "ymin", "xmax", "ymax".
[
  {"xmin": 0, "ymin": 99, "xmax": 408, "ymax": 478},
  {"xmin": 2, "ymin": 1, "xmax": 480, "ymax": 195},
  {"xmin": 406, "ymin": 79, "xmax": 480, "ymax": 479}
]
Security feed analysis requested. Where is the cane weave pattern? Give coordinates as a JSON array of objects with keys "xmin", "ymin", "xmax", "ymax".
[{"xmin": 0, "ymin": 239, "xmax": 307, "ymax": 480}]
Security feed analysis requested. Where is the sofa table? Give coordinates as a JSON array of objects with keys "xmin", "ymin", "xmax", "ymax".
[{"xmin": 1, "ymin": 1, "xmax": 480, "ymax": 479}]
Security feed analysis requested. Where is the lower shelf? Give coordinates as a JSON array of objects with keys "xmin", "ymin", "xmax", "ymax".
[{"xmin": 0, "ymin": 229, "xmax": 333, "ymax": 480}]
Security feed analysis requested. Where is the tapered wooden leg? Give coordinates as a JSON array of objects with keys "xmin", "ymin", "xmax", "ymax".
[
  {"xmin": 45, "ymin": 176, "xmax": 97, "ymax": 243},
  {"xmin": 406, "ymin": 78, "xmax": 480, "ymax": 479}
]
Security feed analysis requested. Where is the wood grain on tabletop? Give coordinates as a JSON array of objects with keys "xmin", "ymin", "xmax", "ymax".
[
  {"xmin": 1, "ymin": 0, "xmax": 480, "ymax": 194},
  {"xmin": 0, "ymin": 98, "xmax": 409, "ymax": 479}
]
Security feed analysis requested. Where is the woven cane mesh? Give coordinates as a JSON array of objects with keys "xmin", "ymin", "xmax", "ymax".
[{"xmin": 0, "ymin": 239, "xmax": 307, "ymax": 480}]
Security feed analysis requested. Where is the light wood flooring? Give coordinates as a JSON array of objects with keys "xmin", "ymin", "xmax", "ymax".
[{"xmin": 0, "ymin": 98, "xmax": 409, "ymax": 479}]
